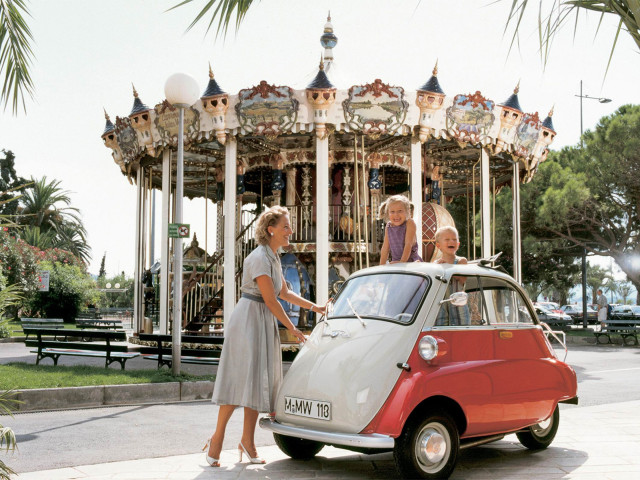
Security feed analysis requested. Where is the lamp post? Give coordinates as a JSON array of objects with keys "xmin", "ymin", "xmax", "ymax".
[
  {"xmin": 164, "ymin": 73, "xmax": 200, "ymax": 375},
  {"xmin": 575, "ymin": 80, "xmax": 611, "ymax": 328}
]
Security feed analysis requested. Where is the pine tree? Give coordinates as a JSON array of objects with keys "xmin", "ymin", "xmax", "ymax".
[{"xmin": 98, "ymin": 253, "xmax": 106, "ymax": 278}]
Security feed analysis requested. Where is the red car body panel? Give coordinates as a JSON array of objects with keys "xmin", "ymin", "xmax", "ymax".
[{"xmin": 361, "ymin": 328, "xmax": 578, "ymax": 439}]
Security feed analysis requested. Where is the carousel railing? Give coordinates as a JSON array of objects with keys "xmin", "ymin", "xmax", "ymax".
[
  {"xmin": 181, "ymin": 213, "xmax": 260, "ymax": 332},
  {"xmin": 285, "ymin": 203, "xmax": 383, "ymax": 244}
]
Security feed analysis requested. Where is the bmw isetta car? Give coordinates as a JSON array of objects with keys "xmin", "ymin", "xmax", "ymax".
[{"xmin": 260, "ymin": 261, "xmax": 578, "ymax": 479}]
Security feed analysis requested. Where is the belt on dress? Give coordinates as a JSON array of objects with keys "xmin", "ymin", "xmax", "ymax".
[{"xmin": 241, "ymin": 292, "xmax": 265, "ymax": 304}]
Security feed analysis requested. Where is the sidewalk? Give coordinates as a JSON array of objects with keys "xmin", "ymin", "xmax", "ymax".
[{"xmin": 14, "ymin": 400, "xmax": 640, "ymax": 480}]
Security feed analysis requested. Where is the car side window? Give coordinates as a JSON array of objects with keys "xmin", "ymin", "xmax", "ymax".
[
  {"xmin": 436, "ymin": 276, "xmax": 486, "ymax": 326},
  {"xmin": 483, "ymin": 280, "xmax": 533, "ymax": 325}
]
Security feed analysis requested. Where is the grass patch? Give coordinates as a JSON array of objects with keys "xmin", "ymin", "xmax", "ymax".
[
  {"xmin": 0, "ymin": 363, "xmax": 214, "ymax": 390},
  {"xmin": 566, "ymin": 328, "xmax": 597, "ymax": 337}
]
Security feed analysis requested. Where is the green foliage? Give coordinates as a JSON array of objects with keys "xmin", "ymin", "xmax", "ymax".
[
  {"xmin": 170, "ymin": 0, "xmax": 258, "ymax": 38},
  {"xmin": 98, "ymin": 252, "xmax": 106, "ymax": 278},
  {"xmin": 25, "ymin": 261, "xmax": 98, "ymax": 322},
  {"xmin": 0, "ymin": 283, "xmax": 22, "ymax": 338},
  {"xmin": 0, "ymin": 0, "xmax": 35, "ymax": 115},
  {"xmin": 0, "ymin": 227, "xmax": 39, "ymax": 294},
  {"xmin": 1, "ymin": 150, "xmax": 29, "ymax": 217},
  {"xmin": 96, "ymin": 271, "xmax": 134, "ymax": 308},
  {"xmin": 0, "ymin": 363, "xmax": 214, "ymax": 390}
]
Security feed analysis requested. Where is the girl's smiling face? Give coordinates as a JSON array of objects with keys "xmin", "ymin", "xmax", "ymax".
[{"xmin": 388, "ymin": 202, "xmax": 408, "ymax": 226}]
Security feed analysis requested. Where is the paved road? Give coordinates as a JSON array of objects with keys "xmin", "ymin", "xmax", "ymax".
[{"xmin": 3, "ymin": 344, "xmax": 640, "ymax": 474}]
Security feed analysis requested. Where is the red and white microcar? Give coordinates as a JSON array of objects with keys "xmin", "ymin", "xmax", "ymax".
[{"xmin": 260, "ymin": 261, "xmax": 578, "ymax": 479}]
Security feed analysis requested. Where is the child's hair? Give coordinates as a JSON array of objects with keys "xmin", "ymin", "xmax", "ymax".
[
  {"xmin": 379, "ymin": 194, "xmax": 414, "ymax": 221},
  {"xmin": 435, "ymin": 225, "xmax": 459, "ymax": 243}
]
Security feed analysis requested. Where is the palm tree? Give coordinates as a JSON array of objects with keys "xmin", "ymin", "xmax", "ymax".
[
  {"xmin": 170, "ymin": 0, "xmax": 256, "ymax": 37},
  {"xmin": 0, "ymin": 0, "xmax": 35, "ymax": 114},
  {"xmin": 17, "ymin": 177, "xmax": 91, "ymax": 263},
  {"xmin": 504, "ymin": 1, "xmax": 640, "ymax": 75},
  {"xmin": 18, "ymin": 176, "xmax": 82, "ymax": 231}
]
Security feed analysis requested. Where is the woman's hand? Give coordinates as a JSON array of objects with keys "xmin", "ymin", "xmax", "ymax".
[{"xmin": 289, "ymin": 327, "xmax": 307, "ymax": 343}]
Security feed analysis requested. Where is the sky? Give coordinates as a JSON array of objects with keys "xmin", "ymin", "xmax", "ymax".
[{"xmin": 1, "ymin": 0, "xmax": 639, "ymax": 279}]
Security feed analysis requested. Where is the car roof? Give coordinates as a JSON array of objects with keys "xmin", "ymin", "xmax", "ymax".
[{"xmin": 348, "ymin": 261, "xmax": 517, "ymax": 283}]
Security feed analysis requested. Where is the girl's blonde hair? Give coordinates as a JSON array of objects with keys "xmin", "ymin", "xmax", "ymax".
[
  {"xmin": 255, "ymin": 206, "xmax": 290, "ymax": 245},
  {"xmin": 379, "ymin": 194, "xmax": 414, "ymax": 221},
  {"xmin": 435, "ymin": 225, "xmax": 459, "ymax": 243}
]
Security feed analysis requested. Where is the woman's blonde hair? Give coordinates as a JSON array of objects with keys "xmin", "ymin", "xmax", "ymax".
[
  {"xmin": 255, "ymin": 206, "xmax": 290, "ymax": 245},
  {"xmin": 379, "ymin": 194, "xmax": 414, "ymax": 221},
  {"xmin": 435, "ymin": 225, "xmax": 459, "ymax": 243}
]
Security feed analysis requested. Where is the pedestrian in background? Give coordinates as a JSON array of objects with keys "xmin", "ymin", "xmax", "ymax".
[{"xmin": 596, "ymin": 288, "xmax": 608, "ymax": 330}]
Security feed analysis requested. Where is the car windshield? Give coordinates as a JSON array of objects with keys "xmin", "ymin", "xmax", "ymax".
[
  {"xmin": 537, "ymin": 306, "xmax": 553, "ymax": 314},
  {"xmin": 328, "ymin": 273, "xmax": 429, "ymax": 324}
]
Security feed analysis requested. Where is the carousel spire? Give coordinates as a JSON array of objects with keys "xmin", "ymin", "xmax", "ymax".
[
  {"xmin": 499, "ymin": 82, "xmax": 522, "ymax": 112},
  {"xmin": 129, "ymin": 84, "xmax": 150, "ymax": 116},
  {"xmin": 201, "ymin": 63, "xmax": 229, "ymax": 144},
  {"xmin": 418, "ymin": 61, "xmax": 444, "ymax": 94},
  {"xmin": 542, "ymin": 106, "xmax": 556, "ymax": 133},
  {"xmin": 202, "ymin": 62, "xmax": 226, "ymax": 97},
  {"xmin": 307, "ymin": 54, "xmax": 334, "ymax": 89},
  {"xmin": 102, "ymin": 108, "xmax": 115, "ymax": 135},
  {"xmin": 320, "ymin": 12, "xmax": 338, "ymax": 62}
]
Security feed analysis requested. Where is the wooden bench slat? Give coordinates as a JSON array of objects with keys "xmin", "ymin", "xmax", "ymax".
[{"xmin": 594, "ymin": 319, "xmax": 640, "ymax": 346}]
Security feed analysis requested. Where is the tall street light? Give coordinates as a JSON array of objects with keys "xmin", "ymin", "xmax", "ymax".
[
  {"xmin": 164, "ymin": 73, "xmax": 200, "ymax": 375},
  {"xmin": 575, "ymin": 80, "xmax": 611, "ymax": 329}
]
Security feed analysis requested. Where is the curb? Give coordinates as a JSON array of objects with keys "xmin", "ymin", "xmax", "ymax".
[{"xmin": 6, "ymin": 381, "xmax": 213, "ymax": 413}]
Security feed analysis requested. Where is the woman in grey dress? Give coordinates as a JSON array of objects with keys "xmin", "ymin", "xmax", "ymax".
[{"xmin": 204, "ymin": 206, "xmax": 326, "ymax": 467}]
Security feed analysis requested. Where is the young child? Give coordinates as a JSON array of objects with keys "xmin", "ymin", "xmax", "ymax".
[
  {"xmin": 434, "ymin": 226, "xmax": 468, "ymax": 266},
  {"xmin": 433, "ymin": 226, "xmax": 469, "ymax": 325},
  {"xmin": 379, "ymin": 194, "xmax": 423, "ymax": 264}
]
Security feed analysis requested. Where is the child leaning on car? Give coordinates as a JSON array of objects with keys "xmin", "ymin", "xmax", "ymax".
[{"xmin": 433, "ymin": 226, "xmax": 470, "ymax": 326}]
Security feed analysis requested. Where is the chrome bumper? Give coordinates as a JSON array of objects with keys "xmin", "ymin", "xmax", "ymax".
[{"xmin": 259, "ymin": 417, "xmax": 395, "ymax": 449}]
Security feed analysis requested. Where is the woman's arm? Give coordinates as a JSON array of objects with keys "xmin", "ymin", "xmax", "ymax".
[
  {"xmin": 279, "ymin": 274, "xmax": 326, "ymax": 315},
  {"xmin": 400, "ymin": 218, "xmax": 417, "ymax": 262},
  {"xmin": 256, "ymin": 275, "xmax": 306, "ymax": 343},
  {"xmin": 380, "ymin": 230, "xmax": 390, "ymax": 265}
]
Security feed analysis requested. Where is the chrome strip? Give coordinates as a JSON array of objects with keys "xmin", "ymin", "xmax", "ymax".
[{"xmin": 259, "ymin": 417, "xmax": 395, "ymax": 449}]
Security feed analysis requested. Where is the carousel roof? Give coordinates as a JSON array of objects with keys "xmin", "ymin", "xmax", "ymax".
[
  {"xmin": 499, "ymin": 83, "xmax": 523, "ymax": 112},
  {"xmin": 543, "ymin": 108, "xmax": 556, "ymax": 133},
  {"xmin": 101, "ymin": 16, "xmax": 556, "ymax": 201},
  {"xmin": 102, "ymin": 109, "xmax": 114, "ymax": 136}
]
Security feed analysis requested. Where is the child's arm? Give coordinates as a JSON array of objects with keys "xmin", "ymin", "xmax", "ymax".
[
  {"xmin": 399, "ymin": 218, "xmax": 418, "ymax": 262},
  {"xmin": 380, "ymin": 230, "xmax": 390, "ymax": 265}
]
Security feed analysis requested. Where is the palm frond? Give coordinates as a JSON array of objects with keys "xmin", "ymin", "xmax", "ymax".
[
  {"xmin": 169, "ymin": 0, "xmax": 258, "ymax": 38},
  {"xmin": 0, "ymin": 0, "xmax": 35, "ymax": 114}
]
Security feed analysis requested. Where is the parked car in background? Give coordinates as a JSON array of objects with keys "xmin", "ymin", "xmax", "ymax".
[
  {"xmin": 611, "ymin": 305, "xmax": 640, "ymax": 321},
  {"xmin": 261, "ymin": 262, "xmax": 578, "ymax": 479},
  {"xmin": 560, "ymin": 304, "xmax": 598, "ymax": 324},
  {"xmin": 534, "ymin": 306, "xmax": 572, "ymax": 331},
  {"xmin": 534, "ymin": 301, "xmax": 563, "ymax": 314}
]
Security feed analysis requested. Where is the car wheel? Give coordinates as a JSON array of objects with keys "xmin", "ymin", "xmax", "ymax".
[
  {"xmin": 516, "ymin": 406, "xmax": 559, "ymax": 450},
  {"xmin": 273, "ymin": 433, "xmax": 324, "ymax": 459},
  {"xmin": 394, "ymin": 411, "xmax": 459, "ymax": 479}
]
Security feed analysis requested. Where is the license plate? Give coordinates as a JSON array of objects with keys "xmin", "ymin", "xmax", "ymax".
[{"xmin": 284, "ymin": 396, "xmax": 331, "ymax": 421}]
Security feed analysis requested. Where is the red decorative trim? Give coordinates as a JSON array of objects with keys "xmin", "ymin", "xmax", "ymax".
[{"xmin": 354, "ymin": 79, "xmax": 398, "ymax": 99}]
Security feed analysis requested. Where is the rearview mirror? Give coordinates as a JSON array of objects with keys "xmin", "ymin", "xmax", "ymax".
[{"xmin": 439, "ymin": 291, "xmax": 468, "ymax": 306}]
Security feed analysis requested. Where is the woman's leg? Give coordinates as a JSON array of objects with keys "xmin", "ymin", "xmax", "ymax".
[
  {"xmin": 208, "ymin": 404, "xmax": 236, "ymax": 458},
  {"xmin": 239, "ymin": 407, "xmax": 260, "ymax": 455}
]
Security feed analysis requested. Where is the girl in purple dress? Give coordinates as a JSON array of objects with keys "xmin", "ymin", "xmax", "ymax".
[{"xmin": 379, "ymin": 195, "xmax": 423, "ymax": 264}]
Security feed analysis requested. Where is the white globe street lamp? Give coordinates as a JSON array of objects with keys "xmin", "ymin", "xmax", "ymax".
[{"xmin": 164, "ymin": 72, "xmax": 199, "ymax": 375}]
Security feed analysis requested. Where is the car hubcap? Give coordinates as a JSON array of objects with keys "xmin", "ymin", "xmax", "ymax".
[
  {"xmin": 532, "ymin": 416, "xmax": 553, "ymax": 437},
  {"xmin": 416, "ymin": 424, "xmax": 449, "ymax": 470}
]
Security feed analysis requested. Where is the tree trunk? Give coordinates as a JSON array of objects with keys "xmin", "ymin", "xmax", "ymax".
[{"xmin": 612, "ymin": 253, "xmax": 640, "ymax": 306}]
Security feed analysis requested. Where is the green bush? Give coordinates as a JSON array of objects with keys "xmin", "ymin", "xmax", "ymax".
[{"xmin": 25, "ymin": 261, "xmax": 98, "ymax": 322}]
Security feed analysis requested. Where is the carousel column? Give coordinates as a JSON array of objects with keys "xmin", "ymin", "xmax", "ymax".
[
  {"xmin": 316, "ymin": 135, "xmax": 330, "ymax": 307},
  {"xmin": 286, "ymin": 166, "xmax": 296, "ymax": 231},
  {"xmin": 410, "ymin": 138, "xmax": 423, "ymax": 246},
  {"xmin": 133, "ymin": 166, "xmax": 148, "ymax": 333},
  {"xmin": 512, "ymin": 162, "xmax": 522, "ymax": 283},
  {"xmin": 215, "ymin": 169, "xmax": 224, "ymax": 251},
  {"xmin": 223, "ymin": 138, "xmax": 237, "ymax": 324},
  {"xmin": 367, "ymin": 153, "xmax": 382, "ymax": 254},
  {"xmin": 480, "ymin": 147, "xmax": 491, "ymax": 258},
  {"xmin": 271, "ymin": 154, "xmax": 285, "ymax": 206},
  {"xmin": 159, "ymin": 150, "xmax": 172, "ymax": 334}
]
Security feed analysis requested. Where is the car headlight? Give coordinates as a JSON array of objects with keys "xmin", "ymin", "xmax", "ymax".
[{"xmin": 419, "ymin": 335, "xmax": 438, "ymax": 361}]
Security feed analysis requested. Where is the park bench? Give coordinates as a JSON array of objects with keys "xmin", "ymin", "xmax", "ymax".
[
  {"xmin": 21, "ymin": 318, "xmax": 65, "ymax": 340},
  {"xmin": 25, "ymin": 328, "xmax": 140, "ymax": 369},
  {"xmin": 594, "ymin": 319, "xmax": 640, "ymax": 346},
  {"xmin": 76, "ymin": 309, "xmax": 103, "ymax": 320},
  {"xmin": 75, "ymin": 319, "xmax": 124, "ymax": 330},
  {"xmin": 138, "ymin": 333, "xmax": 223, "ymax": 368}
]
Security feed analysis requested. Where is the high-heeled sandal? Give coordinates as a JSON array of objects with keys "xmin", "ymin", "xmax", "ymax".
[
  {"xmin": 238, "ymin": 441, "xmax": 266, "ymax": 464},
  {"xmin": 202, "ymin": 438, "xmax": 220, "ymax": 467}
]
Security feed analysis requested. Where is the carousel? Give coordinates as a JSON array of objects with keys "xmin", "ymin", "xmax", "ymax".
[{"xmin": 101, "ymin": 15, "xmax": 556, "ymax": 337}]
